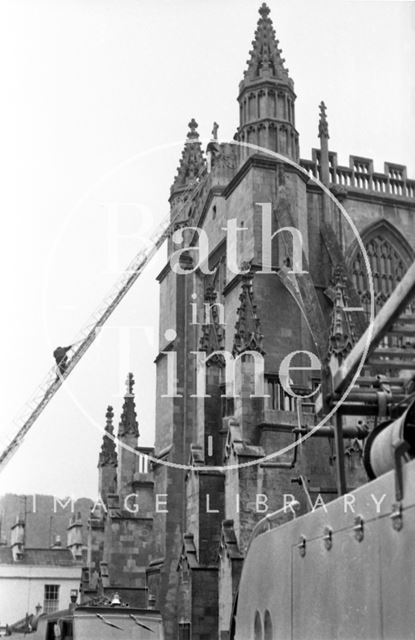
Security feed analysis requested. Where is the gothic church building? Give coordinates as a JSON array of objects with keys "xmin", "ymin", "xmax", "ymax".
[{"xmin": 83, "ymin": 5, "xmax": 415, "ymax": 639}]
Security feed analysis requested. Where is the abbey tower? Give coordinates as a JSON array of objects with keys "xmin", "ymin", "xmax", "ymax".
[{"xmin": 87, "ymin": 5, "xmax": 415, "ymax": 639}]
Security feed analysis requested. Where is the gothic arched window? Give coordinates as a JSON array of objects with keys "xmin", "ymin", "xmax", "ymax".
[
  {"xmin": 347, "ymin": 221, "xmax": 414, "ymax": 354},
  {"xmin": 348, "ymin": 221, "xmax": 414, "ymax": 320}
]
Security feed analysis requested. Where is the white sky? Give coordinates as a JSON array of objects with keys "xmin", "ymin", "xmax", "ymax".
[{"xmin": 0, "ymin": 0, "xmax": 414, "ymax": 499}]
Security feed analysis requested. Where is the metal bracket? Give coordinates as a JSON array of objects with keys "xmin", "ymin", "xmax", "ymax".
[
  {"xmin": 390, "ymin": 502, "xmax": 403, "ymax": 532},
  {"xmin": 323, "ymin": 526, "xmax": 333, "ymax": 550},
  {"xmin": 353, "ymin": 515, "xmax": 364, "ymax": 542},
  {"xmin": 393, "ymin": 438, "xmax": 410, "ymax": 502},
  {"xmin": 298, "ymin": 536, "xmax": 306, "ymax": 558},
  {"xmin": 376, "ymin": 391, "xmax": 388, "ymax": 418},
  {"xmin": 375, "ymin": 375, "xmax": 392, "ymax": 419},
  {"xmin": 291, "ymin": 475, "xmax": 314, "ymax": 512},
  {"xmin": 388, "ymin": 437, "xmax": 410, "ymax": 531}
]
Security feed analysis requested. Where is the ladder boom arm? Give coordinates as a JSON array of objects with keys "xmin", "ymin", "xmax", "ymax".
[{"xmin": 0, "ymin": 174, "xmax": 208, "ymax": 473}]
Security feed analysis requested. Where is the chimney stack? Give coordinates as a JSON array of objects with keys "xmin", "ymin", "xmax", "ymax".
[
  {"xmin": 11, "ymin": 517, "xmax": 25, "ymax": 561},
  {"xmin": 52, "ymin": 534, "xmax": 62, "ymax": 548},
  {"xmin": 67, "ymin": 512, "xmax": 83, "ymax": 560}
]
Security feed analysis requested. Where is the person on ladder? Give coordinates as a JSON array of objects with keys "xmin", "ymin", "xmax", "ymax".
[{"xmin": 53, "ymin": 345, "xmax": 72, "ymax": 380}]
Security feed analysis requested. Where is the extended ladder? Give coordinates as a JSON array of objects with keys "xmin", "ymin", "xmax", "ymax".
[{"xmin": 0, "ymin": 174, "xmax": 208, "ymax": 473}]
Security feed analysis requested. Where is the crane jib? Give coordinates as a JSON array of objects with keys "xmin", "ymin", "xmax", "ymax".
[{"xmin": 0, "ymin": 173, "xmax": 208, "ymax": 473}]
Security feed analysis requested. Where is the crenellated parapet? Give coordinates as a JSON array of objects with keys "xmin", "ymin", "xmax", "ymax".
[{"xmin": 300, "ymin": 150, "xmax": 415, "ymax": 199}]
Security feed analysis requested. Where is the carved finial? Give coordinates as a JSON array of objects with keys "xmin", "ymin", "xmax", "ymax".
[
  {"xmin": 318, "ymin": 101, "xmax": 329, "ymax": 139},
  {"xmin": 259, "ymin": 3, "xmax": 270, "ymax": 18},
  {"xmin": 118, "ymin": 373, "xmax": 139, "ymax": 439},
  {"xmin": 126, "ymin": 373, "xmax": 134, "ymax": 396},
  {"xmin": 327, "ymin": 266, "xmax": 355, "ymax": 364},
  {"xmin": 105, "ymin": 406, "xmax": 114, "ymax": 433},
  {"xmin": 212, "ymin": 122, "xmax": 219, "ymax": 141},
  {"xmin": 187, "ymin": 118, "xmax": 199, "ymax": 141},
  {"xmin": 99, "ymin": 406, "xmax": 117, "ymax": 467}
]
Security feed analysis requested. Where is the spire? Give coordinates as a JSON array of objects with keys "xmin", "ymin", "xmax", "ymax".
[
  {"xmin": 171, "ymin": 119, "xmax": 206, "ymax": 195},
  {"xmin": 118, "ymin": 373, "xmax": 139, "ymax": 440},
  {"xmin": 236, "ymin": 4, "xmax": 299, "ymax": 161},
  {"xmin": 318, "ymin": 101, "xmax": 329, "ymax": 139},
  {"xmin": 98, "ymin": 406, "xmax": 117, "ymax": 467},
  {"xmin": 241, "ymin": 3, "xmax": 292, "ymax": 90}
]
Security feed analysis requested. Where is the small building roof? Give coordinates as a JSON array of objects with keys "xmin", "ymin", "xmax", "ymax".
[{"xmin": 0, "ymin": 547, "xmax": 78, "ymax": 566}]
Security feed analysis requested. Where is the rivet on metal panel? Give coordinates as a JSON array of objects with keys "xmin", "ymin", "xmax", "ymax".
[
  {"xmin": 390, "ymin": 502, "xmax": 403, "ymax": 531},
  {"xmin": 323, "ymin": 526, "xmax": 333, "ymax": 550},
  {"xmin": 298, "ymin": 535, "xmax": 306, "ymax": 558},
  {"xmin": 353, "ymin": 515, "xmax": 364, "ymax": 542}
]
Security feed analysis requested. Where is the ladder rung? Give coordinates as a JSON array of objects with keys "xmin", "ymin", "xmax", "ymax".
[
  {"xmin": 366, "ymin": 360, "xmax": 415, "ymax": 370},
  {"xmin": 387, "ymin": 326, "xmax": 415, "ymax": 336},
  {"xmin": 371, "ymin": 348, "xmax": 415, "ymax": 359},
  {"xmin": 355, "ymin": 376, "xmax": 406, "ymax": 386},
  {"xmin": 393, "ymin": 315, "xmax": 415, "ymax": 325}
]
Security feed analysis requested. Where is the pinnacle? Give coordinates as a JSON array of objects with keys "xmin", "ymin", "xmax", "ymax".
[
  {"xmin": 318, "ymin": 101, "xmax": 330, "ymax": 139},
  {"xmin": 241, "ymin": 3, "xmax": 291, "ymax": 88},
  {"xmin": 118, "ymin": 373, "xmax": 139, "ymax": 440},
  {"xmin": 171, "ymin": 119, "xmax": 206, "ymax": 193},
  {"xmin": 99, "ymin": 406, "xmax": 117, "ymax": 467},
  {"xmin": 105, "ymin": 406, "xmax": 114, "ymax": 433}
]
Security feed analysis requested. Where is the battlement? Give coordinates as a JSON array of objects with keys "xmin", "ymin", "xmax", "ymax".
[{"xmin": 300, "ymin": 150, "xmax": 415, "ymax": 199}]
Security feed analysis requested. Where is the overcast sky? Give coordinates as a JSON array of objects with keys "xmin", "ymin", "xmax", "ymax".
[{"xmin": 0, "ymin": 0, "xmax": 414, "ymax": 500}]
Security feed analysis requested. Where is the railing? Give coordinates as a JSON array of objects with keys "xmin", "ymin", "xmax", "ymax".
[{"xmin": 300, "ymin": 152, "xmax": 415, "ymax": 199}]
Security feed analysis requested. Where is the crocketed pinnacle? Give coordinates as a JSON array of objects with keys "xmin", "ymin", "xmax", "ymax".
[
  {"xmin": 328, "ymin": 268, "xmax": 355, "ymax": 363},
  {"xmin": 118, "ymin": 373, "xmax": 139, "ymax": 439},
  {"xmin": 98, "ymin": 406, "xmax": 117, "ymax": 467},
  {"xmin": 233, "ymin": 274, "xmax": 265, "ymax": 357},
  {"xmin": 241, "ymin": 3, "xmax": 292, "ymax": 89},
  {"xmin": 318, "ymin": 101, "xmax": 329, "ymax": 139},
  {"xmin": 171, "ymin": 119, "xmax": 206, "ymax": 193}
]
